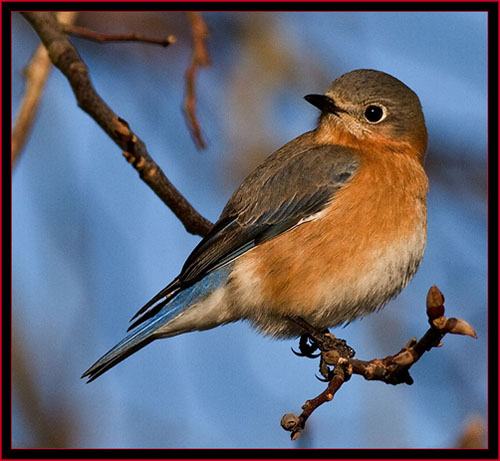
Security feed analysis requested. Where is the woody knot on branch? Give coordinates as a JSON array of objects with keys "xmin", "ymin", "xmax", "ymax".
[{"xmin": 282, "ymin": 285, "xmax": 477, "ymax": 440}]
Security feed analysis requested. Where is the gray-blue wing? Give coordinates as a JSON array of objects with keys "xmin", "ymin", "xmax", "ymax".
[{"xmin": 129, "ymin": 140, "xmax": 360, "ymax": 329}]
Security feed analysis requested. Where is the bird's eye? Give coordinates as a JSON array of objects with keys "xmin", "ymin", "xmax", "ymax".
[{"xmin": 364, "ymin": 105, "xmax": 386, "ymax": 123}]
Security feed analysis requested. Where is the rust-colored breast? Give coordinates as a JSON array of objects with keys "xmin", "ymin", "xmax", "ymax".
[{"xmin": 238, "ymin": 141, "xmax": 428, "ymax": 326}]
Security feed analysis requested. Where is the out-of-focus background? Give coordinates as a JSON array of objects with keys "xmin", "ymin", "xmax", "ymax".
[{"xmin": 12, "ymin": 12, "xmax": 487, "ymax": 448}]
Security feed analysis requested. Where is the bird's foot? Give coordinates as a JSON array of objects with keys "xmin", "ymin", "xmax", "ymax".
[
  {"xmin": 288, "ymin": 316, "xmax": 356, "ymax": 380},
  {"xmin": 288, "ymin": 315, "xmax": 354, "ymax": 355},
  {"xmin": 291, "ymin": 333, "xmax": 321, "ymax": 358}
]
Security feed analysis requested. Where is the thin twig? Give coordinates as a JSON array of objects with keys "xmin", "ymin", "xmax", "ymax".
[
  {"xmin": 21, "ymin": 12, "xmax": 213, "ymax": 237},
  {"xmin": 62, "ymin": 23, "xmax": 176, "ymax": 47},
  {"xmin": 282, "ymin": 367, "xmax": 347, "ymax": 440},
  {"xmin": 282, "ymin": 285, "xmax": 477, "ymax": 439},
  {"xmin": 12, "ymin": 12, "xmax": 78, "ymax": 170},
  {"xmin": 183, "ymin": 12, "xmax": 211, "ymax": 150}
]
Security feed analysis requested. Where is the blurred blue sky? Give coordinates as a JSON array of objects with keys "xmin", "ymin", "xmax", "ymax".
[{"xmin": 12, "ymin": 11, "xmax": 487, "ymax": 448}]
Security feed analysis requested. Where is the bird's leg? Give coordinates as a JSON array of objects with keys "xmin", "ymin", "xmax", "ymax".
[
  {"xmin": 288, "ymin": 315, "xmax": 335, "ymax": 351},
  {"xmin": 289, "ymin": 315, "xmax": 328, "ymax": 358},
  {"xmin": 288, "ymin": 316, "xmax": 356, "ymax": 379}
]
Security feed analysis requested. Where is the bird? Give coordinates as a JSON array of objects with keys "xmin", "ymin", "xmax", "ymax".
[{"xmin": 82, "ymin": 69, "xmax": 429, "ymax": 383}]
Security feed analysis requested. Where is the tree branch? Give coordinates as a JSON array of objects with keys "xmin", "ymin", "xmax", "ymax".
[
  {"xmin": 12, "ymin": 12, "xmax": 78, "ymax": 170},
  {"xmin": 183, "ymin": 12, "xmax": 211, "ymax": 150},
  {"xmin": 282, "ymin": 285, "xmax": 477, "ymax": 440},
  {"xmin": 21, "ymin": 12, "xmax": 213, "ymax": 237},
  {"xmin": 62, "ymin": 23, "xmax": 176, "ymax": 47}
]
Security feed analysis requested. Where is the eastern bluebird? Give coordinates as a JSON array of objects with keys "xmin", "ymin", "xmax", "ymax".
[{"xmin": 83, "ymin": 69, "xmax": 428, "ymax": 382}]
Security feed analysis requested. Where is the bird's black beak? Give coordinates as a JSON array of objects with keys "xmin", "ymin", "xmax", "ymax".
[{"xmin": 304, "ymin": 94, "xmax": 343, "ymax": 116}]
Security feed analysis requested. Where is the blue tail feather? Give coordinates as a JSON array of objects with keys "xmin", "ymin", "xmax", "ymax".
[
  {"xmin": 81, "ymin": 309, "xmax": 177, "ymax": 383},
  {"xmin": 82, "ymin": 264, "xmax": 234, "ymax": 382}
]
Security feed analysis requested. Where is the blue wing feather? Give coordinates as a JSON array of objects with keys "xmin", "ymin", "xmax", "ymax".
[
  {"xmin": 84, "ymin": 137, "xmax": 360, "ymax": 381},
  {"xmin": 129, "ymin": 140, "xmax": 360, "ymax": 330}
]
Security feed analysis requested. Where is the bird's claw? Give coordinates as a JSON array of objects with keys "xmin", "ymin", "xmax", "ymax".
[
  {"xmin": 292, "ymin": 334, "xmax": 321, "ymax": 358},
  {"xmin": 291, "ymin": 347, "xmax": 305, "ymax": 357},
  {"xmin": 315, "ymin": 372, "xmax": 332, "ymax": 382},
  {"xmin": 291, "ymin": 347, "xmax": 321, "ymax": 358}
]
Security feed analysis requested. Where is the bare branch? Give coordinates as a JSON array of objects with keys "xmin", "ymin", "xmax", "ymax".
[
  {"xmin": 12, "ymin": 12, "xmax": 78, "ymax": 170},
  {"xmin": 21, "ymin": 12, "xmax": 213, "ymax": 237},
  {"xmin": 282, "ymin": 367, "xmax": 347, "ymax": 441},
  {"xmin": 183, "ymin": 12, "xmax": 211, "ymax": 150},
  {"xmin": 62, "ymin": 23, "xmax": 176, "ymax": 47},
  {"xmin": 282, "ymin": 285, "xmax": 477, "ymax": 439}
]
